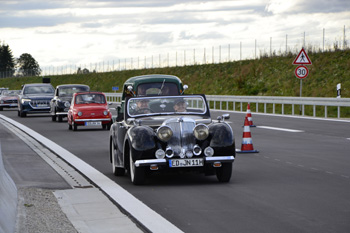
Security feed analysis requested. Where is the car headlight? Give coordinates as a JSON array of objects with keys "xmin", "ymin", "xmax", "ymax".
[
  {"xmin": 156, "ymin": 126, "xmax": 173, "ymax": 142},
  {"xmin": 193, "ymin": 124, "xmax": 209, "ymax": 140},
  {"xmin": 204, "ymin": 147, "xmax": 214, "ymax": 157},
  {"xmin": 103, "ymin": 110, "xmax": 108, "ymax": 116},
  {"xmin": 78, "ymin": 111, "xmax": 83, "ymax": 116},
  {"xmin": 155, "ymin": 149, "xmax": 165, "ymax": 159},
  {"xmin": 64, "ymin": 101, "xmax": 70, "ymax": 108},
  {"xmin": 21, "ymin": 98, "xmax": 31, "ymax": 104}
]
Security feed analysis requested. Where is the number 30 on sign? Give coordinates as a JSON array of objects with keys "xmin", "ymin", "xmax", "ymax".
[{"xmin": 295, "ymin": 65, "xmax": 309, "ymax": 79}]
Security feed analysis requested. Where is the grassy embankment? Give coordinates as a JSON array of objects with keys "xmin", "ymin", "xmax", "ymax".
[{"xmin": 1, "ymin": 49, "xmax": 349, "ymax": 117}]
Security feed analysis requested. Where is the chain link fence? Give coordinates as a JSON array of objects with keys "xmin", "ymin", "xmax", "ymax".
[{"xmin": 1, "ymin": 26, "xmax": 348, "ymax": 78}]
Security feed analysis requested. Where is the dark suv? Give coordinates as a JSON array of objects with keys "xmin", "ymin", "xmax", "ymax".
[{"xmin": 17, "ymin": 83, "xmax": 55, "ymax": 117}]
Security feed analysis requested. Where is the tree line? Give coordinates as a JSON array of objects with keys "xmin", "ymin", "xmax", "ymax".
[{"xmin": 0, "ymin": 41, "xmax": 41, "ymax": 78}]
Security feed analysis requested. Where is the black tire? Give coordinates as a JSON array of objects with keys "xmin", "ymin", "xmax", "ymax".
[
  {"xmin": 18, "ymin": 110, "xmax": 20, "ymax": 116},
  {"xmin": 129, "ymin": 147, "xmax": 145, "ymax": 185},
  {"xmin": 216, "ymin": 163, "xmax": 232, "ymax": 182},
  {"xmin": 20, "ymin": 110, "xmax": 26, "ymax": 117},
  {"xmin": 102, "ymin": 124, "xmax": 107, "ymax": 130},
  {"xmin": 111, "ymin": 141, "xmax": 125, "ymax": 176},
  {"xmin": 58, "ymin": 115, "xmax": 63, "ymax": 122},
  {"xmin": 52, "ymin": 115, "xmax": 56, "ymax": 121},
  {"xmin": 106, "ymin": 122, "xmax": 112, "ymax": 130},
  {"xmin": 0, "ymin": 107, "xmax": 3, "ymax": 111}
]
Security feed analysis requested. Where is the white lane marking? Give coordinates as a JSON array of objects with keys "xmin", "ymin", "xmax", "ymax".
[{"xmin": 257, "ymin": 126, "xmax": 304, "ymax": 133}]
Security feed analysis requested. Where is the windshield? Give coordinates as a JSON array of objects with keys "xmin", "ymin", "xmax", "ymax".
[
  {"xmin": 59, "ymin": 86, "xmax": 89, "ymax": 97},
  {"xmin": 137, "ymin": 82, "xmax": 179, "ymax": 96},
  {"xmin": 1, "ymin": 90, "xmax": 20, "ymax": 96},
  {"xmin": 127, "ymin": 96, "xmax": 207, "ymax": 117},
  {"xmin": 75, "ymin": 93, "xmax": 106, "ymax": 104},
  {"xmin": 24, "ymin": 85, "xmax": 54, "ymax": 94}
]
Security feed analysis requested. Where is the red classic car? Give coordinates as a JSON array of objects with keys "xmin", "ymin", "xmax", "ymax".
[
  {"xmin": 0, "ymin": 90, "xmax": 20, "ymax": 111},
  {"xmin": 67, "ymin": 92, "xmax": 112, "ymax": 131}
]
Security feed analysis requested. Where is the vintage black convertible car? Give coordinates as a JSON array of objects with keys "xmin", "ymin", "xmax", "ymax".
[{"xmin": 109, "ymin": 94, "xmax": 235, "ymax": 185}]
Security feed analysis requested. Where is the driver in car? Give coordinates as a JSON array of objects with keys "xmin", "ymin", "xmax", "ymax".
[{"xmin": 135, "ymin": 99, "xmax": 151, "ymax": 114}]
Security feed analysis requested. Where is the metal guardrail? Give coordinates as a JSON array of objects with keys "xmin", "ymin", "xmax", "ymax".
[{"xmin": 105, "ymin": 93, "xmax": 350, "ymax": 119}]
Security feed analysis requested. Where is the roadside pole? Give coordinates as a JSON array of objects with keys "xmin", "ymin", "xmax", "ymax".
[{"xmin": 293, "ymin": 48, "xmax": 312, "ymax": 115}]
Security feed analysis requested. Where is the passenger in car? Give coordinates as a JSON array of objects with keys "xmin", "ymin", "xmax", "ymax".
[{"xmin": 173, "ymin": 99, "xmax": 187, "ymax": 112}]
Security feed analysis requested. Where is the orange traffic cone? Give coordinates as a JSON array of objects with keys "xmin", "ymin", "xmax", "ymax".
[
  {"xmin": 236, "ymin": 116, "xmax": 259, "ymax": 153},
  {"xmin": 245, "ymin": 104, "xmax": 256, "ymax": 127}
]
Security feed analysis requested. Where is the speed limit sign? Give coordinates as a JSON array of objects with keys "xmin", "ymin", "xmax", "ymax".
[{"xmin": 295, "ymin": 65, "xmax": 309, "ymax": 79}]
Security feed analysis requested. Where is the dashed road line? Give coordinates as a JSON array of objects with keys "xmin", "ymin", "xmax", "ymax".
[{"xmin": 257, "ymin": 126, "xmax": 304, "ymax": 133}]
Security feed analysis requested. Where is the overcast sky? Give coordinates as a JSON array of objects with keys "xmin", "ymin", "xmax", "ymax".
[{"xmin": 1, "ymin": 0, "xmax": 349, "ymax": 70}]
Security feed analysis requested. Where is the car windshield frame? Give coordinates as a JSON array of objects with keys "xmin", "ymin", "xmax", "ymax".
[
  {"xmin": 126, "ymin": 95, "xmax": 210, "ymax": 119},
  {"xmin": 23, "ymin": 85, "xmax": 54, "ymax": 95},
  {"xmin": 75, "ymin": 93, "xmax": 106, "ymax": 104},
  {"xmin": 58, "ymin": 86, "xmax": 90, "ymax": 97},
  {"xmin": 1, "ymin": 90, "xmax": 20, "ymax": 96}
]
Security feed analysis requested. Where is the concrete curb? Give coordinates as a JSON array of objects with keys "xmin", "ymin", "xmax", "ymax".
[
  {"xmin": 0, "ymin": 114, "xmax": 183, "ymax": 233},
  {"xmin": 0, "ymin": 142, "xmax": 18, "ymax": 233}
]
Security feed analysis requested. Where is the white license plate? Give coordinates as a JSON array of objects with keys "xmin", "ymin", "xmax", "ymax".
[
  {"xmin": 85, "ymin": 121, "xmax": 101, "ymax": 126},
  {"xmin": 37, "ymin": 104, "xmax": 48, "ymax": 107},
  {"xmin": 169, "ymin": 158, "xmax": 204, "ymax": 168}
]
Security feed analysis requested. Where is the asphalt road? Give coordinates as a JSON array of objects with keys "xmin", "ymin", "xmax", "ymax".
[{"xmin": 1, "ymin": 108, "xmax": 350, "ymax": 233}]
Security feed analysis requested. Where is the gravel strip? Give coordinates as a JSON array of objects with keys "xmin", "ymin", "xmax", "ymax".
[{"xmin": 16, "ymin": 187, "xmax": 77, "ymax": 233}]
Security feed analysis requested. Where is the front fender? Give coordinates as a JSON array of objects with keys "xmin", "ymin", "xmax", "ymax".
[
  {"xmin": 209, "ymin": 122, "xmax": 235, "ymax": 156},
  {"xmin": 127, "ymin": 125, "xmax": 156, "ymax": 151}
]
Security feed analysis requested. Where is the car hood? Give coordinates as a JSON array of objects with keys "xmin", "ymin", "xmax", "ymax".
[
  {"xmin": 133, "ymin": 115, "xmax": 212, "ymax": 127},
  {"xmin": 58, "ymin": 96, "xmax": 72, "ymax": 102},
  {"xmin": 1, "ymin": 96, "xmax": 18, "ymax": 101},
  {"xmin": 23, "ymin": 94, "xmax": 54, "ymax": 99},
  {"xmin": 74, "ymin": 104, "xmax": 108, "ymax": 111}
]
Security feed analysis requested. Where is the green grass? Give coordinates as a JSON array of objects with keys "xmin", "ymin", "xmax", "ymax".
[{"xmin": 1, "ymin": 49, "xmax": 349, "ymax": 117}]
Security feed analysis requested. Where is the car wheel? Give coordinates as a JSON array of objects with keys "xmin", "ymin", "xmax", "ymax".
[
  {"xmin": 73, "ymin": 122, "xmax": 77, "ymax": 131},
  {"xmin": 216, "ymin": 163, "xmax": 232, "ymax": 182},
  {"xmin": 0, "ymin": 107, "xmax": 3, "ymax": 111},
  {"xmin": 17, "ymin": 110, "xmax": 20, "ymax": 116},
  {"xmin": 20, "ymin": 110, "xmax": 26, "ymax": 117},
  {"xmin": 102, "ymin": 124, "xmax": 107, "ymax": 130},
  {"xmin": 129, "ymin": 147, "xmax": 145, "ymax": 185},
  {"xmin": 107, "ymin": 122, "xmax": 112, "ymax": 130},
  {"xmin": 58, "ymin": 115, "xmax": 63, "ymax": 122},
  {"xmin": 52, "ymin": 115, "xmax": 56, "ymax": 121},
  {"xmin": 111, "ymin": 141, "xmax": 125, "ymax": 176}
]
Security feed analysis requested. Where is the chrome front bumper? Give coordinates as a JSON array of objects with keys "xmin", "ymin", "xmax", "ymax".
[
  {"xmin": 135, "ymin": 156, "xmax": 234, "ymax": 167},
  {"xmin": 75, "ymin": 118, "xmax": 111, "ymax": 122}
]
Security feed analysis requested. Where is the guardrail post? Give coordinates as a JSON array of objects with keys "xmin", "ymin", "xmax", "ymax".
[
  {"xmin": 256, "ymin": 103, "xmax": 259, "ymax": 113},
  {"xmin": 338, "ymin": 106, "xmax": 340, "ymax": 118},
  {"xmin": 313, "ymin": 105, "xmax": 316, "ymax": 117},
  {"xmin": 264, "ymin": 103, "xmax": 267, "ymax": 113},
  {"xmin": 282, "ymin": 104, "xmax": 284, "ymax": 115},
  {"xmin": 292, "ymin": 104, "xmax": 294, "ymax": 115},
  {"xmin": 273, "ymin": 103, "xmax": 275, "ymax": 114},
  {"xmin": 325, "ymin": 106, "xmax": 327, "ymax": 118}
]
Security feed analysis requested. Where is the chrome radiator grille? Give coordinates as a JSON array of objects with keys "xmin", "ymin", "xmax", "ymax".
[{"xmin": 165, "ymin": 117, "xmax": 196, "ymax": 158}]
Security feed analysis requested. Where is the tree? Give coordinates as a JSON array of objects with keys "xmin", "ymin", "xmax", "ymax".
[
  {"xmin": 17, "ymin": 53, "xmax": 41, "ymax": 77},
  {"xmin": 0, "ymin": 42, "xmax": 15, "ymax": 78}
]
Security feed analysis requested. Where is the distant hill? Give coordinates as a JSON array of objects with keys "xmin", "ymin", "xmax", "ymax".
[{"xmin": 1, "ymin": 49, "xmax": 349, "ymax": 98}]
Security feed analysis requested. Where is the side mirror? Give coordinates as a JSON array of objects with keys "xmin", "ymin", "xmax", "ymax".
[{"xmin": 217, "ymin": 114, "xmax": 230, "ymax": 123}]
